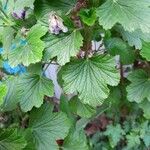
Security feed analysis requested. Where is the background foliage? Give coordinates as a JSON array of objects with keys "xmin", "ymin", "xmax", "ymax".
[{"xmin": 0, "ymin": 0, "xmax": 150, "ymax": 149}]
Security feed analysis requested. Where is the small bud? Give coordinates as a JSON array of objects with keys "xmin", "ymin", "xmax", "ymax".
[{"xmin": 48, "ymin": 12, "xmax": 68, "ymax": 35}]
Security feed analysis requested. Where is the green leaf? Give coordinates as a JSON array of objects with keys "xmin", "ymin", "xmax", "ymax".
[
  {"xmin": 60, "ymin": 95, "xmax": 73, "ymax": 116},
  {"xmin": 34, "ymin": 0, "xmax": 77, "ymax": 18},
  {"xmin": 127, "ymin": 69, "xmax": 150, "ymax": 103},
  {"xmin": 59, "ymin": 95, "xmax": 75, "ymax": 124},
  {"xmin": 69, "ymin": 96, "xmax": 96, "ymax": 118},
  {"xmin": 0, "ymin": 83, "xmax": 7, "ymax": 106},
  {"xmin": 17, "ymin": 73, "xmax": 54, "ymax": 112},
  {"xmin": 8, "ymin": 24, "xmax": 47, "ymax": 67},
  {"xmin": 63, "ymin": 128, "xmax": 89, "ymax": 150},
  {"xmin": 14, "ymin": 0, "xmax": 35, "ymax": 12},
  {"xmin": 44, "ymin": 30, "xmax": 83, "ymax": 65},
  {"xmin": 141, "ymin": 123, "xmax": 150, "ymax": 148},
  {"xmin": 116, "ymin": 25, "xmax": 150, "ymax": 49},
  {"xmin": 139, "ymin": 99, "xmax": 150, "ymax": 119},
  {"xmin": 105, "ymin": 37, "xmax": 135, "ymax": 64},
  {"xmin": 2, "ymin": 27, "xmax": 15, "ymax": 57},
  {"xmin": 0, "ymin": 128, "xmax": 27, "ymax": 150},
  {"xmin": 140, "ymin": 41, "xmax": 150, "ymax": 61},
  {"xmin": 1, "ymin": 77, "xmax": 21, "ymax": 111},
  {"xmin": 60, "ymin": 55, "xmax": 120, "ymax": 107},
  {"xmin": 0, "ymin": 0, "xmax": 14, "ymax": 15},
  {"xmin": 63, "ymin": 119, "xmax": 89, "ymax": 150},
  {"xmin": 22, "ymin": 129, "xmax": 36, "ymax": 150},
  {"xmin": 96, "ymin": 0, "xmax": 150, "ymax": 32},
  {"xmin": 27, "ymin": 63, "xmax": 43, "ymax": 75},
  {"xmin": 104, "ymin": 124, "xmax": 125, "ymax": 148},
  {"xmin": 29, "ymin": 103, "xmax": 71, "ymax": 150},
  {"xmin": 126, "ymin": 132, "xmax": 141, "ymax": 149},
  {"xmin": 79, "ymin": 8, "xmax": 97, "ymax": 26}
]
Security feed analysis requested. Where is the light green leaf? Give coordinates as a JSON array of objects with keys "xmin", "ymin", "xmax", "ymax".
[
  {"xmin": 79, "ymin": 8, "xmax": 97, "ymax": 26},
  {"xmin": 34, "ymin": 0, "xmax": 77, "ymax": 18},
  {"xmin": 126, "ymin": 133, "xmax": 141, "ymax": 149},
  {"xmin": 1, "ymin": 0, "xmax": 14, "ymax": 15},
  {"xmin": 140, "ymin": 41, "xmax": 150, "ymax": 61},
  {"xmin": 29, "ymin": 103, "xmax": 71, "ymax": 150},
  {"xmin": 44, "ymin": 30, "xmax": 83, "ymax": 65},
  {"xmin": 116, "ymin": 25, "xmax": 150, "ymax": 49},
  {"xmin": 127, "ymin": 69, "xmax": 150, "ymax": 103},
  {"xmin": 139, "ymin": 99, "xmax": 150, "ymax": 119},
  {"xmin": 69, "ymin": 96, "xmax": 96, "ymax": 118},
  {"xmin": 139, "ymin": 121, "xmax": 150, "ymax": 148},
  {"xmin": 60, "ymin": 55, "xmax": 120, "ymax": 107},
  {"xmin": 1, "ymin": 77, "xmax": 20, "ymax": 111},
  {"xmin": 2, "ymin": 27, "xmax": 15, "ymax": 57},
  {"xmin": 14, "ymin": 0, "xmax": 35, "ymax": 12},
  {"xmin": 105, "ymin": 37, "xmax": 135, "ymax": 64},
  {"xmin": 8, "ymin": 24, "xmax": 47, "ymax": 67},
  {"xmin": 104, "ymin": 124, "xmax": 125, "ymax": 148},
  {"xmin": 17, "ymin": 73, "xmax": 54, "ymax": 112},
  {"xmin": 0, "ymin": 83, "xmax": 7, "ymax": 106},
  {"xmin": 97, "ymin": 0, "xmax": 150, "ymax": 32},
  {"xmin": 0, "ymin": 128, "xmax": 27, "ymax": 150}
]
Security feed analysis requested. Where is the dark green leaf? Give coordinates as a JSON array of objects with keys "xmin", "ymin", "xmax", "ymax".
[
  {"xmin": 8, "ymin": 24, "xmax": 47, "ymax": 66},
  {"xmin": 97, "ymin": 0, "xmax": 150, "ymax": 32},
  {"xmin": 44, "ymin": 30, "xmax": 83, "ymax": 65},
  {"xmin": 105, "ymin": 37, "xmax": 135, "ymax": 64},
  {"xmin": 17, "ymin": 73, "xmax": 54, "ymax": 112},
  {"xmin": 127, "ymin": 69, "xmax": 150, "ymax": 103},
  {"xmin": 60, "ymin": 55, "xmax": 120, "ymax": 107},
  {"xmin": 0, "ymin": 128, "xmax": 27, "ymax": 150},
  {"xmin": 29, "ymin": 103, "xmax": 71, "ymax": 150}
]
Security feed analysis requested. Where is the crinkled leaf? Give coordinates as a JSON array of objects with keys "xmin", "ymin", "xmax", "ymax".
[
  {"xmin": 8, "ymin": 24, "xmax": 47, "ymax": 66},
  {"xmin": 34, "ymin": 0, "xmax": 77, "ymax": 18},
  {"xmin": 63, "ymin": 119, "xmax": 89, "ymax": 150},
  {"xmin": 60, "ymin": 55, "xmax": 120, "ymax": 107},
  {"xmin": 126, "ymin": 133, "xmax": 141, "ymax": 149},
  {"xmin": 0, "ymin": 83, "xmax": 7, "ymax": 106},
  {"xmin": 44, "ymin": 30, "xmax": 83, "ymax": 65},
  {"xmin": 29, "ymin": 103, "xmax": 71, "ymax": 150},
  {"xmin": 1, "ymin": 77, "xmax": 21, "ymax": 111},
  {"xmin": 2, "ymin": 27, "xmax": 15, "ymax": 57},
  {"xmin": 0, "ymin": 0, "xmax": 14, "ymax": 15},
  {"xmin": 17, "ymin": 73, "xmax": 54, "ymax": 112},
  {"xmin": 104, "ymin": 124, "xmax": 125, "ymax": 148},
  {"xmin": 127, "ymin": 69, "xmax": 150, "ymax": 103},
  {"xmin": 14, "ymin": 0, "xmax": 35, "ymax": 12},
  {"xmin": 116, "ymin": 25, "xmax": 150, "ymax": 49},
  {"xmin": 97, "ymin": 0, "xmax": 150, "ymax": 32},
  {"xmin": 140, "ymin": 41, "xmax": 150, "ymax": 61},
  {"xmin": 139, "ymin": 99, "xmax": 150, "ymax": 119},
  {"xmin": 63, "ymin": 128, "xmax": 89, "ymax": 150},
  {"xmin": 139, "ymin": 122, "xmax": 150, "ymax": 148},
  {"xmin": 105, "ymin": 37, "xmax": 135, "ymax": 64},
  {"xmin": 0, "ymin": 128, "xmax": 27, "ymax": 150}
]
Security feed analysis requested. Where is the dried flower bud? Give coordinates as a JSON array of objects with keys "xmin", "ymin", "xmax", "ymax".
[{"xmin": 48, "ymin": 12, "xmax": 68, "ymax": 35}]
